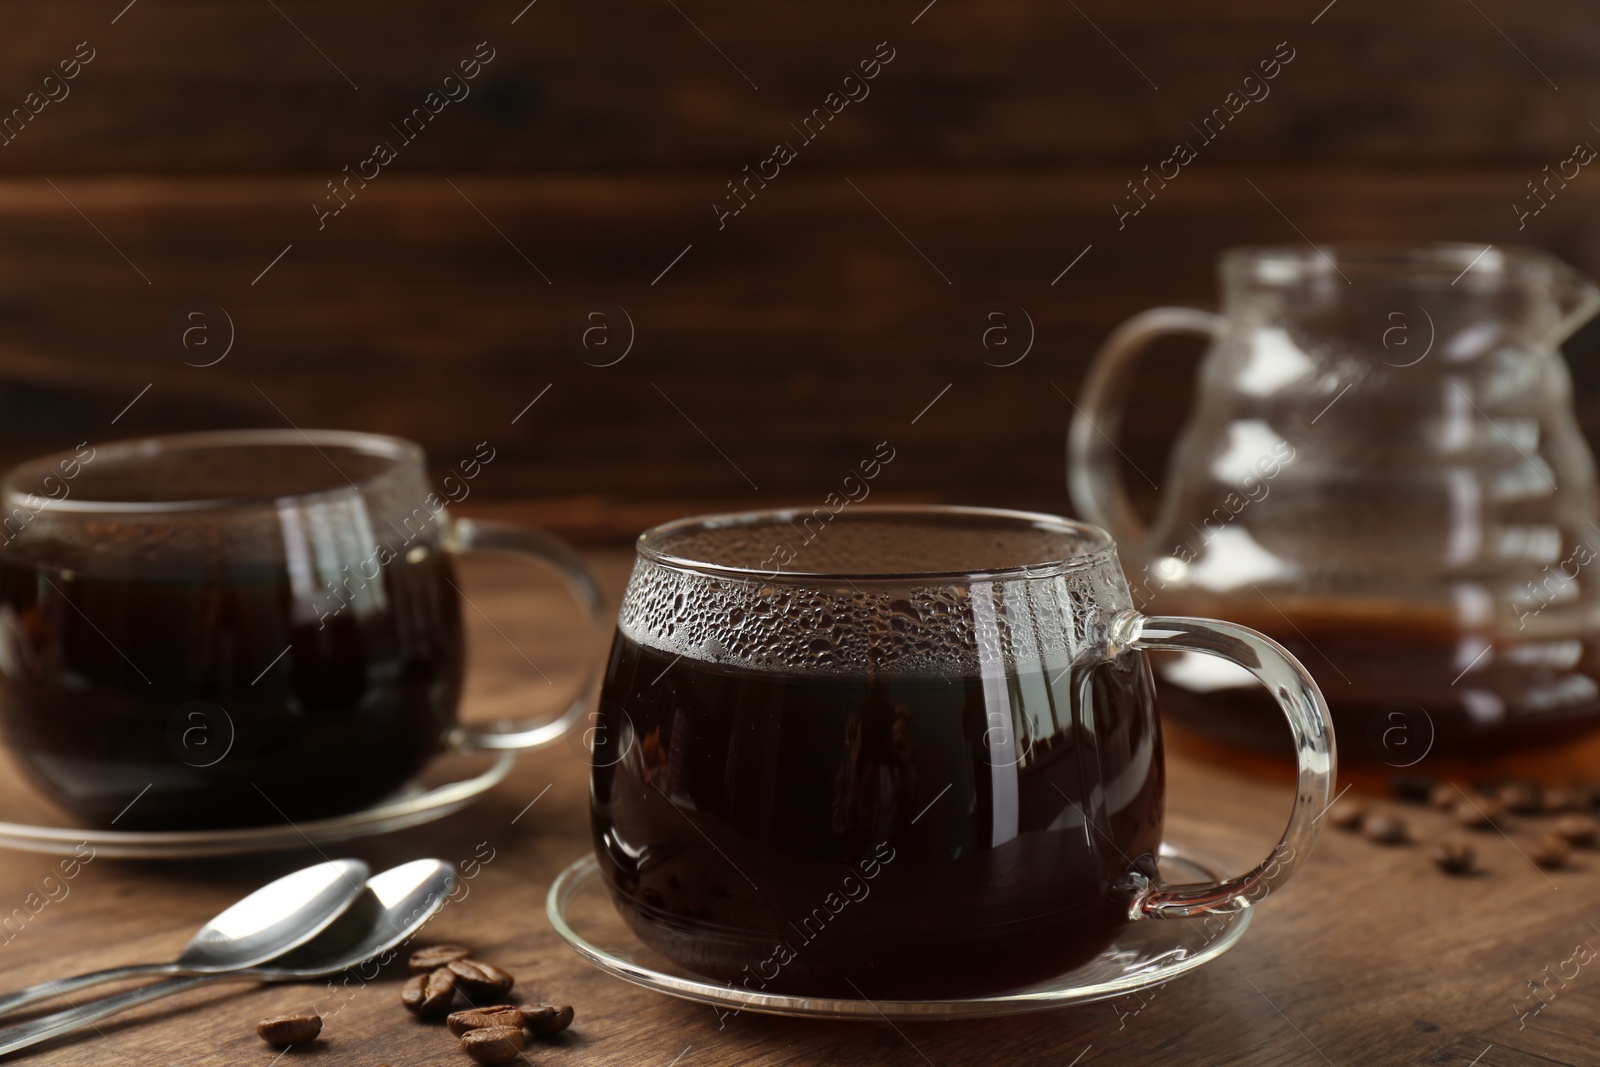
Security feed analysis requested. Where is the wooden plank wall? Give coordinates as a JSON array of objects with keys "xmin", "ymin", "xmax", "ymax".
[{"xmin": 1, "ymin": 0, "xmax": 1599, "ymax": 540}]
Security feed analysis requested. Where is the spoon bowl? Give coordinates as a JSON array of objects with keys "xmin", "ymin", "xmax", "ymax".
[
  {"xmin": 263, "ymin": 858, "xmax": 457, "ymax": 977},
  {"xmin": 178, "ymin": 858, "xmax": 371, "ymax": 971}
]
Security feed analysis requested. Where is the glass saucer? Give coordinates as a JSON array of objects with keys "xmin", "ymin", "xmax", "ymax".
[
  {"xmin": 546, "ymin": 842, "xmax": 1252, "ymax": 1020},
  {"xmin": 0, "ymin": 750, "xmax": 516, "ymax": 860}
]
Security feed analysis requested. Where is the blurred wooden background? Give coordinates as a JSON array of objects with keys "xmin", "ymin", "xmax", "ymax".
[{"xmin": 3, "ymin": 0, "xmax": 1600, "ymax": 541}]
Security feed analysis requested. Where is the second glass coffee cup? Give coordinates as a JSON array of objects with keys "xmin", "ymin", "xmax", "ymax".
[
  {"xmin": 0, "ymin": 429, "xmax": 607, "ymax": 830},
  {"xmin": 590, "ymin": 505, "xmax": 1334, "ymax": 999}
]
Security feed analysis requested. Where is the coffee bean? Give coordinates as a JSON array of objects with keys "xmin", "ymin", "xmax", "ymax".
[
  {"xmin": 1389, "ymin": 775, "xmax": 1438, "ymax": 805},
  {"xmin": 256, "ymin": 1013, "xmax": 322, "ymax": 1047},
  {"xmin": 1496, "ymin": 781, "xmax": 1543, "ymax": 815},
  {"xmin": 461, "ymin": 1025, "xmax": 526, "ymax": 1065},
  {"xmin": 1554, "ymin": 814, "xmax": 1600, "ymax": 847},
  {"xmin": 523, "ymin": 1003, "xmax": 576, "ymax": 1037},
  {"xmin": 1431, "ymin": 839, "xmax": 1475, "ymax": 875},
  {"xmin": 447, "ymin": 1005, "xmax": 525, "ymax": 1037},
  {"xmin": 408, "ymin": 943, "xmax": 472, "ymax": 974},
  {"xmin": 1530, "ymin": 834, "xmax": 1572, "ymax": 869},
  {"xmin": 1452, "ymin": 796, "xmax": 1504, "ymax": 831},
  {"xmin": 1542, "ymin": 787, "xmax": 1586, "ymax": 814},
  {"xmin": 1328, "ymin": 798, "xmax": 1366, "ymax": 831},
  {"xmin": 1428, "ymin": 784, "xmax": 1459, "ymax": 810},
  {"xmin": 401, "ymin": 967, "xmax": 457, "ymax": 1017},
  {"xmin": 447, "ymin": 959, "xmax": 516, "ymax": 1001},
  {"xmin": 1362, "ymin": 811, "xmax": 1408, "ymax": 845}
]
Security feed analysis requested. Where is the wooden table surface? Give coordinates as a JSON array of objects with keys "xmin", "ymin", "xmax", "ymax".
[{"xmin": 0, "ymin": 546, "xmax": 1593, "ymax": 1067}]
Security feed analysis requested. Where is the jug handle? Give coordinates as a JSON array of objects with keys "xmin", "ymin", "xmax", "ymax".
[{"xmin": 1067, "ymin": 307, "xmax": 1222, "ymax": 555}]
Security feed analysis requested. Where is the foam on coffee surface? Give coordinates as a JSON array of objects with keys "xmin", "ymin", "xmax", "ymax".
[{"xmin": 621, "ymin": 514, "xmax": 1131, "ymax": 674}]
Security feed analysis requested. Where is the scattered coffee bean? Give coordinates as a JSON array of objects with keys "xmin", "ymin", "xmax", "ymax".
[
  {"xmin": 447, "ymin": 959, "xmax": 516, "ymax": 1001},
  {"xmin": 1328, "ymin": 798, "xmax": 1366, "ymax": 831},
  {"xmin": 1554, "ymin": 814, "xmax": 1600, "ymax": 847},
  {"xmin": 1389, "ymin": 775, "xmax": 1438, "ymax": 805},
  {"xmin": 447, "ymin": 1005, "xmax": 525, "ymax": 1037},
  {"xmin": 1452, "ymin": 796, "xmax": 1504, "ymax": 831},
  {"xmin": 256, "ymin": 1013, "xmax": 322, "ymax": 1047},
  {"xmin": 1530, "ymin": 834, "xmax": 1572, "ymax": 869},
  {"xmin": 523, "ymin": 1003, "xmax": 576, "ymax": 1038},
  {"xmin": 1428, "ymin": 784, "xmax": 1459, "ymax": 810},
  {"xmin": 1496, "ymin": 781, "xmax": 1543, "ymax": 815},
  {"xmin": 401, "ymin": 967, "xmax": 458, "ymax": 1017},
  {"xmin": 1431, "ymin": 839, "xmax": 1476, "ymax": 875},
  {"xmin": 1362, "ymin": 811, "xmax": 1409, "ymax": 845},
  {"xmin": 1542, "ymin": 787, "xmax": 1586, "ymax": 814},
  {"xmin": 409, "ymin": 943, "xmax": 472, "ymax": 974},
  {"xmin": 461, "ymin": 1025, "xmax": 526, "ymax": 1066}
]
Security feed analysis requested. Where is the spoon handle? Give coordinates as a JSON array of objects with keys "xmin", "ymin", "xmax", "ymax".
[
  {"xmin": 0, "ymin": 974, "xmax": 218, "ymax": 1056},
  {"xmin": 0, "ymin": 964, "xmax": 183, "ymax": 1018}
]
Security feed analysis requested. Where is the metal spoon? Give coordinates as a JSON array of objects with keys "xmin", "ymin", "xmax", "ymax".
[
  {"xmin": 0, "ymin": 858, "xmax": 369, "ymax": 1018},
  {"xmin": 0, "ymin": 859, "xmax": 456, "ymax": 1057}
]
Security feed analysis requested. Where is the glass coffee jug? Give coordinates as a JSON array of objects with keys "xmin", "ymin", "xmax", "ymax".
[{"xmin": 1069, "ymin": 243, "xmax": 1600, "ymax": 770}]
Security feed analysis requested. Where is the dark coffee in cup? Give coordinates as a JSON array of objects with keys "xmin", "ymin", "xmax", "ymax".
[
  {"xmin": 593, "ymin": 634, "xmax": 1162, "ymax": 998},
  {"xmin": 0, "ymin": 548, "xmax": 464, "ymax": 830}
]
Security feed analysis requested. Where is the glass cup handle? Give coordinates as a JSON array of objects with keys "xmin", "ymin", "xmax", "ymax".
[
  {"xmin": 1114, "ymin": 611, "xmax": 1336, "ymax": 919},
  {"xmin": 445, "ymin": 517, "xmax": 609, "ymax": 751},
  {"xmin": 1067, "ymin": 307, "xmax": 1222, "ymax": 558}
]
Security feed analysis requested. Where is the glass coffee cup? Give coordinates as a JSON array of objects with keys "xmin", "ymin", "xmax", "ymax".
[
  {"xmin": 589, "ymin": 505, "xmax": 1334, "ymax": 999},
  {"xmin": 0, "ymin": 429, "xmax": 606, "ymax": 830}
]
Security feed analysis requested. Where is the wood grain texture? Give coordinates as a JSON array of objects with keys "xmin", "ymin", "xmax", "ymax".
[
  {"xmin": 2, "ymin": 170, "xmax": 1600, "ymax": 541},
  {"xmin": 0, "ymin": 544, "xmax": 1591, "ymax": 1066},
  {"xmin": 0, "ymin": 1, "xmax": 1595, "ymax": 171},
  {"xmin": 3, "ymin": 5, "xmax": 1600, "ymax": 543}
]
